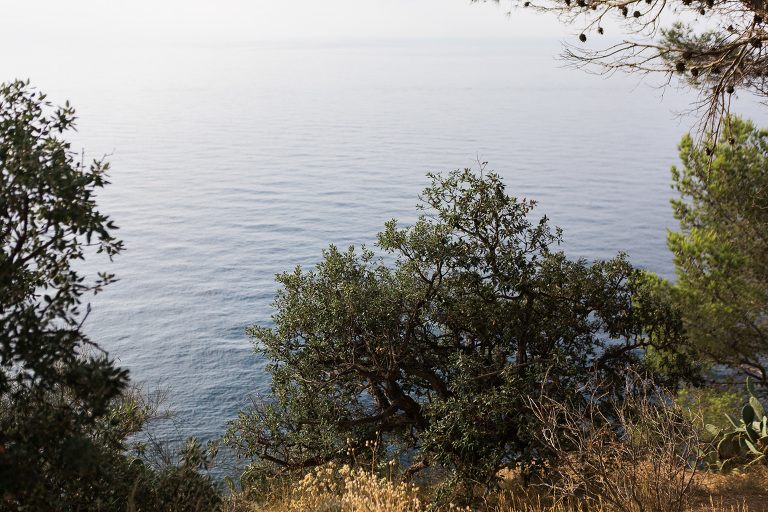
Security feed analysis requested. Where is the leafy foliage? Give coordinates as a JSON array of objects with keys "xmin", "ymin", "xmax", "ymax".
[
  {"xmin": 227, "ymin": 168, "xmax": 691, "ymax": 495},
  {"xmin": 668, "ymin": 116, "xmax": 768, "ymax": 388},
  {"xmin": 0, "ymin": 80, "xmax": 222, "ymax": 511},
  {"xmin": 0, "ymin": 79, "xmax": 129, "ymax": 508},
  {"xmin": 674, "ymin": 384, "xmax": 744, "ymax": 436},
  {"xmin": 9, "ymin": 394, "xmax": 223, "ymax": 512}
]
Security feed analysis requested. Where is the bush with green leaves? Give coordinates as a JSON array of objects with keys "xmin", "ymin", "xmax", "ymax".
[
  {"xmin": 226, "ymin": 168, "xmax": 693, "ymax": 497},
  {"xmin": 0, "ymin": 79, "xmax": 128, "ymax": 508},
  {"xmin": 0, "ymin": 80, "xmax": 221, "ymax": 511},
  {"xmin": 674, "ymin": 385, "xmax": 744, "ymax": 435}
]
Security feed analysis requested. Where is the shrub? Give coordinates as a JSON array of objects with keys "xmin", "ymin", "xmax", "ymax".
[
  {"xmin": 226, "ymin": 168, "xmax": 693, "ymax": 499},
  {"xmin": 0, "ymin": 79, "xmax": 127, "ymax": 509},
  {"xmin": 0, "ymin": 80, "xmax": 221, "ymax": 511}
]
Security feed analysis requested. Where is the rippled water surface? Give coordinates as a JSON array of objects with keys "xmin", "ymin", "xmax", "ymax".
[{"xmin": 4, "ymin": 38, "xmax": 766, "ymax": 443}]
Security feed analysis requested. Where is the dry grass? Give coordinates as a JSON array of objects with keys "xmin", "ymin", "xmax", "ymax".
[
  {"xmin": 222, "ymin": 374, "xmax": 767, "ymax": 512},
  {"xmin": 225, "ymin": 462, "xmax": 431, "ymax": 512},
  {"xmin": 223, "ymin": 465, "xmax": 768, "ymax": 512},
  {"xmin": 688, "ymin": 467, "xmax": 768, "ymax": 512},
  {"xmin": 528, "ymin": 373, "xmax": 702, "ymax": 512}
]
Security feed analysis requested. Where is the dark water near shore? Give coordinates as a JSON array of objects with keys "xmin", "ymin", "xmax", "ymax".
[{"xmin": 3, "ymin": 37, "xmax": 766, "ymax": 445}]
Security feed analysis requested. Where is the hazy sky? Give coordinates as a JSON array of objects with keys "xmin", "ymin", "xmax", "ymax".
[{"xmin": 2, "ymin": 0, "xmax": 572, "ymax": 45}]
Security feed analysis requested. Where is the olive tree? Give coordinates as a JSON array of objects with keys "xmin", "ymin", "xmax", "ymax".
[{"xmin": 227, "ymin": 168, "xmax": 691, "ymax": 491}]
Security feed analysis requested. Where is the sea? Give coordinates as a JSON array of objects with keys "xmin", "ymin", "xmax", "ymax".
[{"xmin": 3, "ymin": 37, "xmax": 767, "ymax": 452}]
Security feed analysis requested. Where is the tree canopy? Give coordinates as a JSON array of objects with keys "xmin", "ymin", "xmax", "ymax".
[
  {"xmin": 475, "ymin": 0, "xmax": 768, "ymax": 135},
  {"xmin": 0, "ymin": 80, "xmax": 129, "ymax": 507},
  {"xmin": 226, "ymin": 168, "xmax": 692, "ymax": 492},
  {"xmin": 668, "ymin": 116, "xmax": 768, "ymax": 388}
]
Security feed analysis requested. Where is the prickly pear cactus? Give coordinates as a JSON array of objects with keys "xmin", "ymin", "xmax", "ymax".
[{"xmin": 702, "ymin": 377, "xmax": 768, "ymax": 472}]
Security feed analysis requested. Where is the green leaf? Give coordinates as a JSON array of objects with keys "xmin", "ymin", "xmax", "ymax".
[
  {"xmin": 750, "ymin": 395, "xmax": 766, "ymax": 420},
  {"xmin": 718, "ymin": 436, "xmax": 741, "ymax": 460},
  {"xmin": 748, "ymin": 376, "xmax": 758, "ymax": 399},
  {"xmin": 721, "ymin": 457, "xmax": 742, "ymax": 473},
  {"xmin": 742, "ymin": 404, "xmax": 756, "ymax": 424},
  {"xmin": 725, "ymin": 412, "xmax": 741, "ymax": 429},
  {"xmin": 745, "ymin": 425, "xmax": 760, "ymax": 443},
  {"xmin": 744, "ymin": 438, "xmax": 761, "ymax": 454}
]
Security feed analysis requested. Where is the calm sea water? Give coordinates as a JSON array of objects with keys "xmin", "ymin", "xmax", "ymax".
[{"xmin": 3, "ymin": 38, "xmax": 767, "ymax": 445}]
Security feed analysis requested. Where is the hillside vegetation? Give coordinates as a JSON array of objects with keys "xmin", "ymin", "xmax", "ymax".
[{"xmin": 2, "ymin": 82, "xmax": 768, "ymax": 511}]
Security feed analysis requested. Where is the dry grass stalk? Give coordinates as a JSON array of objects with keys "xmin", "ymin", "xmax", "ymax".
[
  {"xmin": 529, "ymin": 372, "xmax": 700, "ymax": 512},
  {"xmin": 223, "ymin": 464, "xmax": 768, "ymax": 512},
  {"xmin": 272, "ymin": 462, "xmax": 427, "ymax": 512}
]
